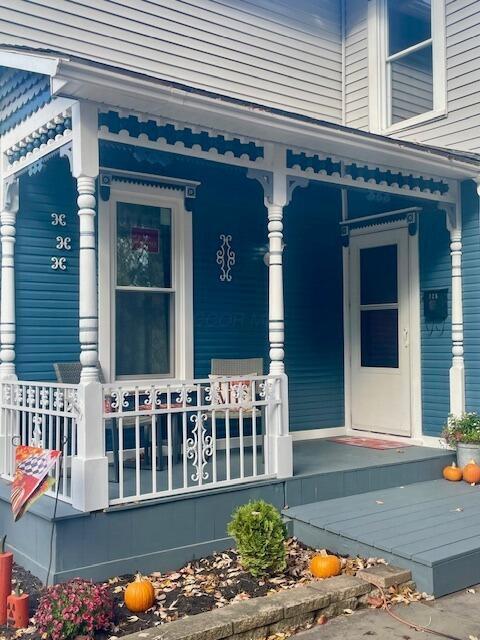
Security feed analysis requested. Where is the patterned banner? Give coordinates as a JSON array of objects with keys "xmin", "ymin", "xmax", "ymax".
[{"xmin": 11, "ymin": 445, "xmax": 61, "ymax": 521}]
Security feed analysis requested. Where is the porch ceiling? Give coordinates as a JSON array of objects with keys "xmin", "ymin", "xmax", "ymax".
[{"xmin": 2, "ymin": 45, "xmax": 480, "ymax": 183}]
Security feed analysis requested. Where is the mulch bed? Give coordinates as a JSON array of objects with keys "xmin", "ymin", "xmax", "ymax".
[{"xmin": 0, "ymin": 539, "xmax": 425, "ymax": 640}]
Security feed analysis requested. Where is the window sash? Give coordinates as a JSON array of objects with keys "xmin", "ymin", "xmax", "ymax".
[
  {"xmin": 114, "ymin": 200, "xmax": 176, "ymax": 379},
  {"xmin": 386, "ymin": 37, "xmax": 432, "ymax": 64}
]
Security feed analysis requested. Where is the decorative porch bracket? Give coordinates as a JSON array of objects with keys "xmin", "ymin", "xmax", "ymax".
[
  {"xmin": 444, "ymin": 202, "xmax": 465, "ymax": 417},
  {"xmin": 247, "ymin": 150, "xmax": 308, "ymax": 479},
  {"xmin": 0, "ymin": 177, "xmax": 19, "ymax": 381}
]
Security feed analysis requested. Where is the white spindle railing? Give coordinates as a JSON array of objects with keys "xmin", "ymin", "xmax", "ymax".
[
  {"xmin": 0, "ymin": 381, "xmax": 79, "ymax": 504},
  {"xmin": 103, "ymin": 374, "xmax": 281, "ymax": 505}
]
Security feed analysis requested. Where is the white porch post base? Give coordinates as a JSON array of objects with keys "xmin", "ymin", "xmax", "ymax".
[
  {"xmin": 71, "ymin": 381, "xmax": 108, "ymax": 512},
  {"xmin": 0, "ymin": 433, "xmax": 8, "ymax": 476},
  {"xmin": 265, "ymin": 434, "xmax": 293, "ymax": 479},
  {"xmin": 71, "ymin": 456, "xmax": 109, "ymax": 512},
  {"xmin": 450, "ymin": 362, "xmax": 465, "ymax": 417}
]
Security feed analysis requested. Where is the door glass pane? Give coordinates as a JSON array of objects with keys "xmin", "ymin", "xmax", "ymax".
[
  {"xmin": 117, "ymin": 202, "xmax": 172, "ymax": 288},
  {"xmin": 360, "ymin": 245, "xmax": 398, "ymax": 305},
  {"xmin": 116, "ymin": 291, "xmax": 172, "ymax": 376},
  {"xmin": 388, "ymin": 0, "xmax": 431, "ymax": 56},
  {"xmin": 361, "ymin": 309, "xmax": 399, "ymax": 368},
  {"xmin": 391, "ymin": 46, "xmax": 433, "ymax": 124}
]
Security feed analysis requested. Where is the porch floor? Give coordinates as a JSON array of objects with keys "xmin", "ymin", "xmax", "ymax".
[
  {"xmin": 109, "ymin": 439, "xmax": 452, "ymax": 502},
  {"xmin": 285, "ymin": 479, "xmax": 480, "ymax": 597}
]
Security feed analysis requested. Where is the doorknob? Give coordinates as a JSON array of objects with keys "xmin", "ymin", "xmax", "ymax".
[{"xmin": 403, "ymin": 328, "xmax": 409, "ymax": 348}]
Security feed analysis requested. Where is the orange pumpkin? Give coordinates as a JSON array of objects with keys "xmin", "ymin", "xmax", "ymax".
[
  {"xmin": 462, "ymin": 460, "xmax": 480, "ymax": 485},
  {"xmin": 309, "ymin": 553, "xmax": 342, "ymax": 579},
  {"xmin": 443, "ymin": 462, "xmax": 463, "ymax": 482},
  {"xmin": 124, "ymin": 574, "xmax": 155, "ymax": 613}
]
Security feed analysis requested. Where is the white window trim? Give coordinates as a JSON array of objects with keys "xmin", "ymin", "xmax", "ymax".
[
  {"xmin": 368, "ymin": 0, "xmax": 447, "ymax": 134},
  {"xmin": 98, "ymin": 181, "xmax": 193, "ymax": 383}
]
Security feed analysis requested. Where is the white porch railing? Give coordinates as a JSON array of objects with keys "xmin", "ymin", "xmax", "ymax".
[
  {"xmin": 0, "ymin": 374, "xmax": 290, "ymax": 511},
  {"xmin": 103, "ymin": 374, "xmax": 281, "ymax": 506},
  {"xmin": 0, "ymin": 381, "xmax": 79, "ymax": 504}
]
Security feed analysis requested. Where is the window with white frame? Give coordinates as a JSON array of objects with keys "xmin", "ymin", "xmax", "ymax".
[
  {"xmin": 99, "ymin": 184, "xmax": 193, "ymax": 381},
  {"xmin": 369, "ymin": 0, "xmax": 446, "ymax": 132}
]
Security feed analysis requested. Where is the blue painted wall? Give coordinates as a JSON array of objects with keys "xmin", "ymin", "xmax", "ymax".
[
  {"xmin": 16, "ymin": 143, "xmax": 475, "ymax": 438},
  {"xmin": 419, "ymin": 210, "xmax": 451, "ymax": 436},
  {"xmin": 100, "ymin": 143, "xmax": 345, "ymax": 431},
  {"xmin": 284, "ymin": 183, "xmax": 344, "ymax": 429},
  {"xmin": 462, "ymin": 180, "xmax": 480, "ymax": 414},
  {"xmin": 16, "ymin": 157, "xmax": 80, "ymax": 380}
]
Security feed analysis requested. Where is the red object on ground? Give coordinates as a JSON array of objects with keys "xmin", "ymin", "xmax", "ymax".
[
  {"xmin": 328, "ymin": 436, "xmax": 412, "ymax": 450},
  {"xmin": 6, "ymin": 591, "xmax": 29, "ymax": 629},
  {"xmin": 0, "ymin": 536, "xmax": 13, "ymax": 625}
]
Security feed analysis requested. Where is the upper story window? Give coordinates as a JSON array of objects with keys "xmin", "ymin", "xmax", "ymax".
[{"xmin": 368, "ymin": 0, "xmax": 446, "ymax": 133}]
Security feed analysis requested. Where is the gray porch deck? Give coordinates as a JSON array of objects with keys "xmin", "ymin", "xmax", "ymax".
[
  {"xmin": 110, "ymin": 439, "xmax": 452, "ymax": 501},
  {"xmin": 0, "ymin": 439, "xmax": 453, "ymax": 583},
  {"xmin": 286, "ymin": 478, "xmax": 480, "ymax": 597}
]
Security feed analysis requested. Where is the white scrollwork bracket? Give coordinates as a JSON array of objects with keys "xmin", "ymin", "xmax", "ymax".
[
  {"xmin": 51, "ymin": 256, "xmax": 67, "ymax": 270},
  {"xmin": 216, "ymin": 234, "xmax": 235, "ymax": 282},
  {"xmin": 56, "ymin": 236, "xmax": 72, "ymax": 250},
  {"xmin": 51, "ymin": 213, "xmax": 67, "ymax": 226}
]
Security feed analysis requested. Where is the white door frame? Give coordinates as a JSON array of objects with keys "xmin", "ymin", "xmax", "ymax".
[{"xmin": 343, "ymin": 219, "xmax": 422, "ymax": 441}]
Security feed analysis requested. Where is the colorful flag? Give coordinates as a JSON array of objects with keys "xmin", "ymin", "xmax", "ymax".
[{"xmin": 11, "ymin": 445, "xmax": 61, "ymax": 521}]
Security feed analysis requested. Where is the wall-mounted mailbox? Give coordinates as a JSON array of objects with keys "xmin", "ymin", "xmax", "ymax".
[{"xmin": 423, "ymin": 288, "xmax": 448, "ymax": 323}]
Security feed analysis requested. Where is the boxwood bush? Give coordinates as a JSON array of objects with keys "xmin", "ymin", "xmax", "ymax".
[{"xmin": 227, "ymin": 500, "xmax": 287, "ymax": 576}]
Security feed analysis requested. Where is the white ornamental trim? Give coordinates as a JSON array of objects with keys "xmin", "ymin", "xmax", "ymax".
[{"xmin": 216, "ymin": 234, "xmax": 235, "ymax": 282}]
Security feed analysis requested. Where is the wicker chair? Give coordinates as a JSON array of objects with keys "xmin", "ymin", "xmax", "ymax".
[
  {"xmin": 54, "ymin": 362, "xmax": 149, "ymax": 483},
  {"xmin": 209, "ymin": 358, "xmax": 265, "ymax": 451}
]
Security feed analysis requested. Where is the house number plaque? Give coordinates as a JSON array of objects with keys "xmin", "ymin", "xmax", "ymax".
[{"xmin": 51, "ymin": 213, "xmax": 71, "ymax": 270}]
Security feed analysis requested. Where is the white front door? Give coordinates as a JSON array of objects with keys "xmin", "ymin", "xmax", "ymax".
[{"xmin": 349, "ymin": 228, "xmax": 412, "ymax": 436}]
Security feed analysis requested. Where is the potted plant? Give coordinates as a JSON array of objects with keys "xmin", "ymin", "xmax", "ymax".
[
  {"xmin": 34, "ymin": 579, "xmax": 113, "ymax": 640},
  {"xmin": 442, "ymin": 412, "xmax": 480, "ymax": 467}
]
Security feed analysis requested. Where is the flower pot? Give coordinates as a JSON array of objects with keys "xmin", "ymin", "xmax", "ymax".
[{"xmin": 457, "ymin": 442, "xmax": 480, "ymax": 468}]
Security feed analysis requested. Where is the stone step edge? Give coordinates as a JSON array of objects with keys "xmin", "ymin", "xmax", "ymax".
[{"xmin": 121, "ymin": 565, "xmax": 413, "ymax": 640}]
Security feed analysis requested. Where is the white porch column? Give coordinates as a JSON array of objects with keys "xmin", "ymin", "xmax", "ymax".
[
  {"xmin": 70, "ymin": 101, "xmax": 108, "ymax": 512},
  {"xmin": 72, "ymin": 102, "xmax": 100, "ymax": 383},
  {"xmin": 446, "ymin": 204, "xmax": 465, "ymax": 416},
  {"xmin": 0, "ymin": 179, "xmax": 19, "ymax": 381},
  {"xmin": 267, "ymin": 201, "xmax": 286, "ymax": 375}
]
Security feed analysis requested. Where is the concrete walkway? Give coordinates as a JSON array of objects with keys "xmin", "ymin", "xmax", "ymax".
[{"xmin": 295, "ymin": 586, "xmax": 480, "ymax": 639}]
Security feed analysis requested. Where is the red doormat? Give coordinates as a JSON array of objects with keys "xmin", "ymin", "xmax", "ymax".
[{"xmin": 328, "ymin": 436, "xmax": 412, "ymax": 450}]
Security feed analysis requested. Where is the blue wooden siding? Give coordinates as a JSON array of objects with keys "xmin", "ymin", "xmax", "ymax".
[
  {"xmin": 419, "ymin": 210, "xmax": 451, "ymax": 437},
  {"xmin": 100, "ymin": 143, "xmax": 345, "ymax": 431},
  {"xmin": 16, "ymin": 157, "xmax": 80, "ymax": 381},
  {"xmin": 0, "ymin": 67, "xmax": 51, "ymax": 135},
  {"xmin": 461, "ymin": 180, "xmax": 480, "ymax": 413},
  {"xmin": 284, "ymin": 183, "xmax": 344, "ymax": 429}
]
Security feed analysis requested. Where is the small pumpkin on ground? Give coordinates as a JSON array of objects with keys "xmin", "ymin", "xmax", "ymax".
[
  {"xmin": 124, "ymin": 574, "xmax": 155, "ymax": 613},
  {"xmin": 462, "ymin": 460, "xmax": 480, "ymax": 485},
  {"xmin": 309, "ymin": 550, "xmax": 342, "ymax": 579},
  {"xmin": 443, "ymin": 462, "xmax": 463, "ymax": 482}
]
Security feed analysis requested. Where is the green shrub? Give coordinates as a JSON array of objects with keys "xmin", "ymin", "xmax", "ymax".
[{"xmin": 227, "ymin": 500, "xmax": 287, "ymax": 576}]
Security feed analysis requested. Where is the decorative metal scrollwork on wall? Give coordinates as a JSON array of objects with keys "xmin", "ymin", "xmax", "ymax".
[
  {"xmin": 216, "ymin": 234, "xmax": 235, "ymax": 282},
  {"xmin": 51, "ymin": 213, "xmax": 70, "ymax": 270}
]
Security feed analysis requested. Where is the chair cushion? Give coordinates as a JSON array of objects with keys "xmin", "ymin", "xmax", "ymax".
[{"xmin": 209, "ymin": 375, "xmax": 255, "ymax": 406}]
